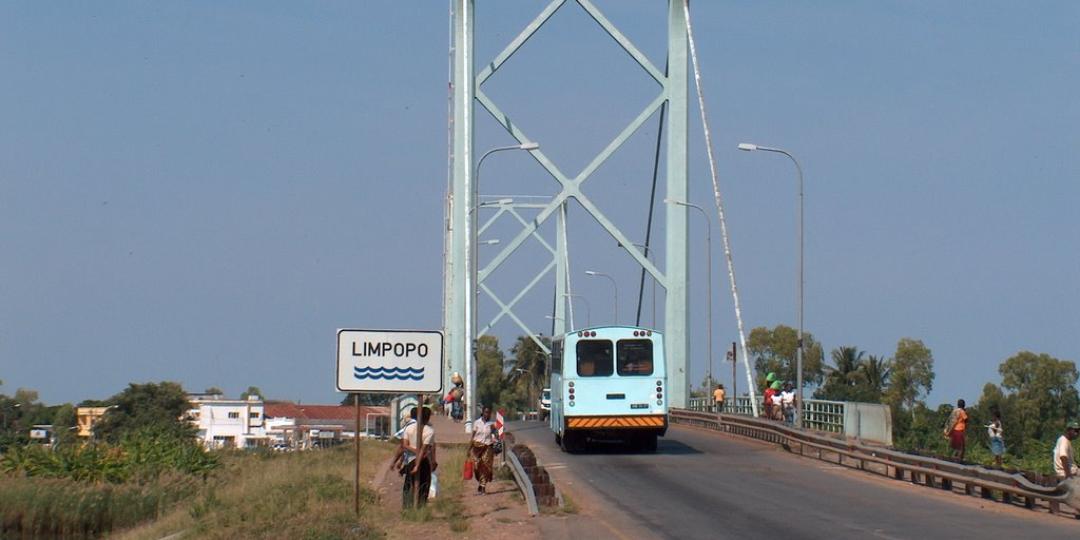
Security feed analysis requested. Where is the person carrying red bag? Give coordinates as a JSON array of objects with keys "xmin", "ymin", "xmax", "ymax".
[{"xmin": 469, "ymin": 406, "xmax": 498, "ymax": 494}]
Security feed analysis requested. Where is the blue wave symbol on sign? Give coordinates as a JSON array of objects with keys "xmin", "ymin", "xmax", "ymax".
[{"xmin": 354, "ymin": 366, "xmax": 425, "ymax": 381}]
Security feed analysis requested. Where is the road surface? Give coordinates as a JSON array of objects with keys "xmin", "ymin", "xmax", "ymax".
[{"xmin": 508, "ymin": 420, "xmax": 1078, "ymax": 539}]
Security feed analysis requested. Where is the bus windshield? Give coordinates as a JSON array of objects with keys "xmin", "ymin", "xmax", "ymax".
[
  {"xmin": 617, "ymin": 339, "xmax": 653, "ymax": 375},
  {"xmin": 576, "ymin": 339, "xmax": 614, "ymax": 377}
]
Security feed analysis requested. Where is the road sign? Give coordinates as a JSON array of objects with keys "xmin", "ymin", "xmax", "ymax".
[{"xmin": 336, "ymin": 329, "xmax": 443, "ymax": 393}]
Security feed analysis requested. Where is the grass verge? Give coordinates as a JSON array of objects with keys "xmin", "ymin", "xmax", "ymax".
[{"xmin": 117, "ymin": 442, "xmax": 394, "ymax": 540}]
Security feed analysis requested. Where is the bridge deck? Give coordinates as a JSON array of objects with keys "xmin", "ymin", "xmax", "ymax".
[{"xmin": 508, "ymin": 420, "xmax": 1078, "ymax": 539}]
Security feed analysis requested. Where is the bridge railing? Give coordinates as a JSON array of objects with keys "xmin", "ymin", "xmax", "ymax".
[
  {"xmin": 668, "ymin": 408, "xmax": 1079, "ymax": 518},
  {"xmin": 686, "ymin": 396, "xmax": 846, "ymax": 434}
]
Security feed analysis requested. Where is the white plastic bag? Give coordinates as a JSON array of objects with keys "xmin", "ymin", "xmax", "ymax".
[{"xmin": 429, "ymin": 472, "xmax": 439, "ymax": 499}]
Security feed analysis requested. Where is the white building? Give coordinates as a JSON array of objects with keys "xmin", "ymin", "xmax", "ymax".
[{"xmin": 187, "ymin": 394, "xmax": 268, "ymax": 449}]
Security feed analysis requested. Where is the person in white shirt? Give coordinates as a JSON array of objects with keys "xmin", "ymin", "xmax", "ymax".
[
  {"xmin": 1053, "ymin": 421, "xmax": 1079, "ymax": 480},
  {"xmin": 780, "ymin": 383, "xmax": 796, "ymax": 425},
  {"xmin": 402, "ymin": 407, "xmax": 436, "ymax": 508},
  {"xmin": 470, "ymin": 406, "xmax": 498, "ymax": 494}
]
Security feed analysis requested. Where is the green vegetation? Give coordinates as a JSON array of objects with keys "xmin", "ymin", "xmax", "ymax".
[
  {"xmin": 94, "ymin": 382, "xmax": 195, "ymax": 443},
  {"xmin": 1, "ymin": 430, "xmax": 218, "ymax": 483},
  {"xmin": 0, "ymin": 473, "xmax": 201, "ymax": 538},
  {"xmin": 748, "ymin": 325, "xmax": 826, "ymax": 389},
  {"xmin": 119, "ymin": 443, "xmax": 396, "ymax": 540},
  {"xmin": 475, "ymin": 334, "xmax": 550, "ymax": 414},
  {"xmin": 733, "ymin": 327, "xmax": 1078, "ymax": 475}
]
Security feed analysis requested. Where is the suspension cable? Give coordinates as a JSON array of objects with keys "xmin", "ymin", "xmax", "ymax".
[{"xmin": 683, "ymin": 0, "xmax": 759, "ymax": 416}]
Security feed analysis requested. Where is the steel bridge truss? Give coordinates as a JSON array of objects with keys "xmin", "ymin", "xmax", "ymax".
[{"xmin": 446, "ymin": 0, "xmax": 691, "ymax": 425}]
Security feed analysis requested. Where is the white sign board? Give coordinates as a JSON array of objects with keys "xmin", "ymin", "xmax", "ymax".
[{"xmin": 336, "ymin": 329, "xmax": 443, "ymax": 393}]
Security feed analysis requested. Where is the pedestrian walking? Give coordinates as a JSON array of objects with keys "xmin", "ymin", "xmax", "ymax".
[
  {"xmin": 763, "ymin": 372, "xmax": 778, "ymax": 419},
  {"xmin": 401, "ymin": 407, "xmax": 436, "ymax": 509},
  {"xmin": 391, "ymin": 407, "xmax": 418, "ymax": 472},
  {"xmin": 446, "ymin": 373, "xmax": 465, "ymax": 422},
  {"xmin": 470, "ymin": 406, "xmax": 497, "ymax": 494},
  {"xmin": 781, "ymin": 382, "xmax": 796, "ymax": 425},
  {"xmin": 943, "ymin": 399, "xmax": 968, "ymax": 461},
  {"xmin": 713, "ymin": 384, "xmax": 726, "ymax": 413},
  {"xmin": 1053, "ymin": 421, "xmax": 1079, "ymax": 480},
  {"xmin": 986, "ymin": 408, "xmax": 1004, "ymax": 468}
]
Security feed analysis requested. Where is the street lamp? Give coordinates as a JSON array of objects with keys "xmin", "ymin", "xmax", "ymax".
[
  {"xmin": 584, "ymin": 270, "xmax": 618, "ymax": 324},
  {"xmin": 665, "ymin": 199, "xmax": 713, "ymax": 400},
  {"xmin": 513, "ymin": 367, "xmax": 536, "ymax": 420},
  {"xmin": 2, "ymin": 402, "xmax": 21, "ymax": 430},
  {"xmin": 738, "ymin": 142, "xmax": 805, "ymax": 428},
  {"xmin": 562, "ymin": 293, "xmax": 591, "ymax": 328},
  {"xmin": 467, "ymin": 141, "xmax": 539, "ymax": 433}
]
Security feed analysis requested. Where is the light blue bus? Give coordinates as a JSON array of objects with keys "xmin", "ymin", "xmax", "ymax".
[{"xmin": 549, "ymin": 326, "xmax": 667, "ymax": 452}]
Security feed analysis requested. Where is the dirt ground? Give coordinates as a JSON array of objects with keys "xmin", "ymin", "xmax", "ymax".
[{"xmin": 373, "ymin": 451, "xmax": 544, "ymax": 540}]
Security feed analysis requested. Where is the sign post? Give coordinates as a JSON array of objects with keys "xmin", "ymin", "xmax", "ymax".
[
  {"xmin": 337, "ymin": 329, "xmax": 443, "ymax": 516},
  {"xmin": 354, "ymin": 393, "xmax": 361, "ymax": 515}
]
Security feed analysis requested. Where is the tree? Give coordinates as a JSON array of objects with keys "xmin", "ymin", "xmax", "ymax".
[
  {"xmin": 816, "ymin": 346, "xmax": 865, "ymax": 401},
  {"xmin": 861, "ymin": 355, "xmax": 891, "ymax": 397},
  {"xmin": 93, "ymin": 382, "xmax": 195, "ymax": 443},
  {"xmin": 51, "ymin": 403, "xmax": 78, "ymax": 446},
  {"xmin": 14, "ymin": 388, "xmax": 39, "ymax": 405},
  {"xmin": 475, "ymin": 335, "xmax": 508, "ymax": 410},
  {"xmin": 993, "ymin": 351, "xmax": 1079, "ymax": 451},
  {"xmin": 203, "ymin": 386, "xmax": 225, "ymax": 396},
  {"xmin": 884, "ymin": 338, "xmax": 935, "ymax": 417},
  {"xmin": 240, "ymin": 386, "xmax": 264, "ymax": 401},
  {"xmin": 339, "ymin": 393, "xmax": 393, "ymax": 406},
  {"xmin": 508, "ymin": 335, "xmax": 550, "ymax": 413},
  {"xmin": 747, "ymin": 325, "xmax": 825, "ymax": 389}
]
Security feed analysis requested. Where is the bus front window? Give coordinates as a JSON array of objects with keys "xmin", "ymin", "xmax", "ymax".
[
  {"xmin": 617, "ymin": 339, "xmax": 654, "ymax": 376},
  {"xmin": 576, "ymin": 340, "xmax": 614, "ymax": 377}
]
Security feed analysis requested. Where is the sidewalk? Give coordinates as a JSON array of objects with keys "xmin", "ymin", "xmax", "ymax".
[{"xmin": 425, "ymin": 408, "xmax": 473, "ymax": 445}]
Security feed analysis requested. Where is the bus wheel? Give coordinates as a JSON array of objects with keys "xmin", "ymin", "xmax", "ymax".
[
  {"xmin": 560, "ymin": 431, "xmax": 579, "ymax": 453},
  {"xmin": 639, "ymin": 433, "xmax": 658, "ymax": 453}
]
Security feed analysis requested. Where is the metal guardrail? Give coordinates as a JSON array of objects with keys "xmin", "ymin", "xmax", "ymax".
[
  {"xmin": 687, "ymin": 396, "xmax": 845, "ymax": 433},
  {"xmin": 670, "ymin": 408, "xmax": 1080, "ymax": 518},
  {"xmin": 504, "ymin": 446, "xmax": 540, "ymax": 516}
]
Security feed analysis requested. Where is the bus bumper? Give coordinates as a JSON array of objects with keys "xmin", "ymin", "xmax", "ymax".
[{"xmin": 565, "ymin": 415, "xmax": 668, "ymax": 436}]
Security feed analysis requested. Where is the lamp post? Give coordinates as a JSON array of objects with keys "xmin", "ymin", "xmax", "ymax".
[
  {"xmin": 738, "ymin": 142, "xmax": 805, "ymax": 428},
  {"xmin": 584, "ymin": 270, "xmax": 618, "ymax": 324},
  {"xmin": 513, "ymin": 367, "xmax": 535, "ymax": 421},
  {"xmin": 665, "ymin": 199, "xmax": 713, "ymax": 398},
  {"xmin": 467, "ymin": 142, "xmax": 539, "ymax": 433},
  {"xmin": 2, "ymin": 402, "xmax": 21, "ymax": 430},
  {"xmin": 562, "ymin": 294, "xmax": 591, "ymax": 328}
]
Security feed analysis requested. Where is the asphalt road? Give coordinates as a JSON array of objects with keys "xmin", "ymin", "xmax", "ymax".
[{"xmin": 508, "ymin": 420, "xmax": 1078, "ymax": 539}]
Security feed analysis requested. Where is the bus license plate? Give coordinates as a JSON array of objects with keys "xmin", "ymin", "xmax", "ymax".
[{"xmin": 630, "ymin": 403, "xmax": 649, "ymax": 409}]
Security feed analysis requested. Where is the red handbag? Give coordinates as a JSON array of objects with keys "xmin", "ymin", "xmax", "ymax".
[{"xmin": 463, "ymin": 459, "xmax": 474, "ymax": 480}]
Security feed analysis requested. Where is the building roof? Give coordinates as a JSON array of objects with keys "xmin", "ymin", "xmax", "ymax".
[{"xmin": 264, "ymin": 401, "xmax": 388, "ymax": 421}]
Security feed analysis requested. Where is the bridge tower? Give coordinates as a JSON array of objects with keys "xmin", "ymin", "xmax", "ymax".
[{"xmin": 444, "ymin": 0, "xmax": 691, "ymax": 429}]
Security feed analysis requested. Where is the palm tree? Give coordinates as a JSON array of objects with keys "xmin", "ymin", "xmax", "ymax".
[
  {"xmin": 509, "ymin": 336, "xmax": 549, "ymax": 413},
  {"xmin": 829, "ymin": 346, "xmax": 864, "ymax": 386},
  {"xmin": 859, "ymin": 355, "xmax": 891, "ymax": 396},
  {"xmin": 816, "ymin": 346, "xmax": 865, "ymax": 401}
]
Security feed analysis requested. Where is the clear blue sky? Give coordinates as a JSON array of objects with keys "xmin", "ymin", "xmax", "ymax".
[{"xmin": 1, "ymin": 1, "xmax": 1077, "ymax": 407}]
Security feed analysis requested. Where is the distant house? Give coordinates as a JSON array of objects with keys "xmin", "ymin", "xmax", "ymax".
[
  {"xmin": 29, "ymin": 424, "xmax": 53, "ymax": 445},
  {"xmin": 186, "ymin": 394, "xmax": 268, "ymax": 449},
  {"xmin": 264, "ymin": 401, "xmax": 389, "ymax": 449},
  {"xmin": 76, "ymin": 406, "xmax": 111, "ymax": 438}
]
